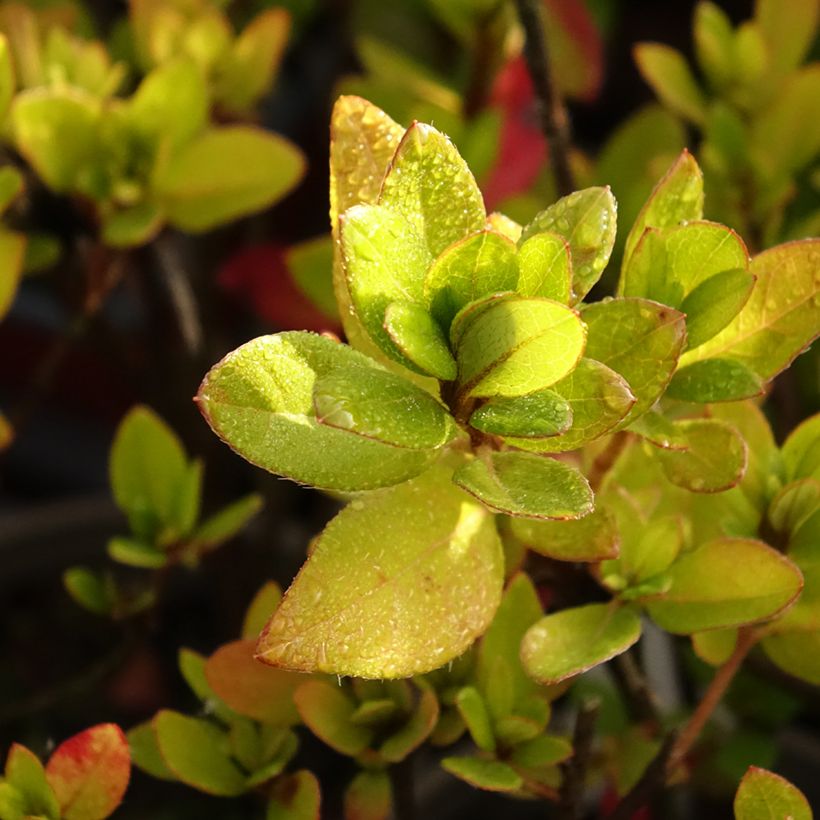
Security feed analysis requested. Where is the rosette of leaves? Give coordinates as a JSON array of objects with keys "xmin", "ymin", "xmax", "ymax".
[
  {"xmin": 0, "ymin": 724, "xmax": 131, "ymax": 820},
  {"xmin": 635, "ymin": 0, "xmax": 820, "ymax": 243},
  {"xmin": 197, "ymin": 96, "xmax": 818, "ymax": 684},
  {"xmin": 0, "ymin": 3, "xmax": 303, "ymax": 250},
  {"xmin": 129, "ymin": 582, "xmax": 320, "ymax": 818},
  {"xmin": 64, "ymin": 405, "xmax": 262, "ymax": 618}
]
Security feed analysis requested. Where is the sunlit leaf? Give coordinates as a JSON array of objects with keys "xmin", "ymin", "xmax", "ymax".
[
  {"xmin": 516, "ymin": 231, "xmax": 572, "ymax": 303},
  {"xmin": 4, "ymin": 743, "xmax": 60, "ymax": 820},
  {"xmin": 733, "ymin": 765, "xmax": 812, "ymax": 820},
  {"xmin": 383, "ymin": 301, "xmax": 457, "ymax": 380},
  {"xmin": 644, "ymin": 538, "xmax": 803, "ymax": 633},
  {"xmin": 521, "ymin": 604, "xmax": 642, "ymax": 684},
  {"xmin": 511, "ymin": 508, "xmax": 619, "ymax": 562},
  {"xmin": 193, "ymin": 494, "xmax": 263, "ymax": 551},
  {"xmin": 782, "ymin": 413, "xmax": 820, "ymax": 482},
  {"xmin": 694, "ymin": 2, "xmax": 735, "ymax": 90},
  {"xmin": 666, "ymin": 358, "xmax": 763, "ymax": 403},
  {"xmin": 634, "ymin": 44, "xmax": 707, "ymax": 125},
  {"xmin": 256, "ymin": 464, "xmax": 503, "ymax": 678},
  {"xmin": 469, "ymin": 389, "xmax": 572, "ymax": 439}
]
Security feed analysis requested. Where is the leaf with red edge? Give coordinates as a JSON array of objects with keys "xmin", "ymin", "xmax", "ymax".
[
  {"xmin": 44, "ymin": 724, "xmax": 131, "ymax": 820},
  {"xmin": 205, "ymin": 639, "xmax": 303, "ymax": 726},
  {"xmin": 218, "ymin": 244, "xmax": 340, "ymax": 333},
  {"xmin": 268, "ymin": 770, "xmax": 321, "ymax": 820}
]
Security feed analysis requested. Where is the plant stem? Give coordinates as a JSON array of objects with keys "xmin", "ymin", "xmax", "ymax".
[
  {"xmin": 390, "ymin": 755, "xmax": 416, "ymax": 820},
  {"xmin": 513, "ymin": 0, "xmax": 575, "ymax": 196},
  {"xmin": 610, "ymin": 646, "xmax": 661, "ymax": 728},
  {"xmin": 666, "ymin": 626, "xmax": 759, "ymax": 774},
  {"xmin": 588, "ymin": 431, "xmax": 630, "ymax": 492},
  {"xmin": 558, "ymin": 696, "xmax": 600, "ymax": 820}
]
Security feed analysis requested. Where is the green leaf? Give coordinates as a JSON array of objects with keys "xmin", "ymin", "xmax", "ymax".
[
  {"xmin": 63, "ymin": 567, "xmax": 114, "ymax": 616},
  {"xmin": 242, "ymin": 581, "xmax": 283, "ymax": 640},
  {"xmin": 340, "ymin": 203, "xmax": 432, "ymax": 368},
  {"xmin": 350, "ymin": 700, "xmax": 398, "ymax": 726},
  {"xmin": 380, "ymin": 688, "xmax": 439, "ymax": 762},
  {"xmin": 286, "ymin": 236, "xmax": 338, "ymax": 321},
  {"xmin": 197, "ymin": 333, "xmax": 439, "ymax": 491},
  {"xmin": 655, "ymin": 418, "xmax": 747, "ymax": 493},
  {"xmin": 157, "ymin": 126, "xmax": 305, "ymax": 232},
  {"xmin": 516, "ymin": 232, "xmax": 572, "ymax": 303},
  {"xmin": 621, "ymin": 222, "xmax": 749, "ymax": 307},
  {"xmin": 520, "ymin": 187, "xmax": 617, "ymax": 304},
  {"xmin": 521, "ymin": 603, "xmax": 642, "ymax": 684},
  {"xmin": 267, "ymin": 770, "xmax": 321, "ymax": 820},
  {"xmin": 761, "ymin": 631, "xmax": 820, "ymax": 685},
  {"xmin": 511, "ymin": 735, "xmax": 573, "ymax": 769},
  {"xmin": 255, "ymin": 464, "xmax": 503, "ymax": 677},
  {"xmin": 680, "ymin": 240, "xmax": 820, "ymax": 381},
  {"xmin": 694, "ymin": 2, "xmax": 735, "ymax": 90},
  {"xmin": 12, "ymin": 89, "xmax": 100, "ymax": 192},
  {"xmin": 506, "ymin": 359, "xmax": 635, "ymax": 453},
  {"xmin": 313, "ymin": 366, "xmax": 456, "ymax": 449},
  {"xmin": 45, "ymin": 724, "xmax": 130, "ymax": 820},
  {"xmin": 666, "ymin": 359, "xmax": 763, "ymax": 403},
  {"xmin": 294, "ymin": 681, "xmax": 373, "ymax": 756},
  {"xmin": 383, "ymin": 301, "xmax": 458, "ymax": 380},
  {"xmin": 107, "ymin": 536, "xmax": 168, "ymax": 569},
  {"xmin": 511, "ymin": 508, "xmax": 619, "ymax": 562},
  {"xmin": 455, "ymin": 297, "xmax": 587, "ymax": 398},
  {"xmin": 781, "ymin": 413, "xmax": 820, "ymax": 482},
  {"xmin": 153, "ymin": 711, "xmax": 246, "ymax": 796},
  {"xmin": 582, "ymin": 298, "xmax": 686, "ymax": 425},
  {"xmin": 128, "ymin": 722, "xmax": 175, "ymax": 782},
  {"xmin": 644, "ymin": 538, "xmax": 803, "ymax": 633},
  {"xmin": 469, "ymin": 390, "xmax": 572, "ymax": 438},
  {"xmin": 0, "ymin": 230, "xmax": 25, "ymax": 321},
  {"xmin": 455, "ymin": 687, "xmax": 495, "ymax": 752},
  {"xmin": 128, "ymin": 59, "xmax": 207, "ymax": 153},
  {"xmin": 441, "ymin": 757, "xmax": 522, "ymax": 793},
  {"xmin": 453, "ymin": 451, "xmax": 593, "ymax": 520},
  {"xmin": 194, "ymin": 493, "xmax": 263, "ymax": 550},
  {"xmin": 680, "ymin": 268, "xmax": 756, "ymax": 349},
  {"xmin": 628, "ymin": 411, "xmax": 689, "ymax": 450},
  {"xmin": 692, "ymin": 628, "xmax": 738, "ymax": 666},
  {"xmin": 344, "ymin": 770, "xmax": 391, "ymax": 820},
  {"xmin": 601, "ymin": 515, "xmax": 682, "ymax": 589},
  {"xmin": 4, "ymin": 744, "xmax": 59, "ymax": 820},
  {"xmin": 622, "ymin": 150, "xmax": 703, "ymax": 272},
  {"xmin": 379, "ymin": 121, "xmax": 485, "ymax": 257},
  {"xmin": 734, "ymin": 765, "xmax": 812, "ymax": 820},
  {"xmin": 634, "ymin": 43, "xmax": 707, "ymax": 125},
  {"xmin": 109, "ymin": 406, "xmax": 187, "ymax": 531},
  {"xmin": 101, "ymin": 202, "xmax": 165, "ymax": 249},
  {"xmin": 423, "ymin": 230, "xmax": 518, "ymax": 328},
  {"xmin": 205, "ymin": 639, "xmax": 301, "ymax": 726},
  {"xmin": 755, "ymin": 0, "xmax": 819, "ymax": 77}
]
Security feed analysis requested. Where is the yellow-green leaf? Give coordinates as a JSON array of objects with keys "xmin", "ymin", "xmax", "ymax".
[{"xmin": 734, "ymin": 765, "xmax": 812, "ymax": 820}]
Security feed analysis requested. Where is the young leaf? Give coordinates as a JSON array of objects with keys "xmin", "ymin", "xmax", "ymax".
[
  {"xmin": 441, "ymin": 757, "xmax": 523, "ymax": 793},
  {"xmin": 522, "ymin": 604, "xmax": 641, "ymax": 684},
  {"xmin": 469, "ymin": 390, "xmax": 572, "ymax": 438},
  {"xmin": 516, "ymin": 232, "xmax": 572, "ymax": 303},
  {"xmin": 109, "ymin": 406, "xmax": 187, "ymax": 531},
  {"xmin": 383, "ymin": 301, "xmax": 457, "ymax": 380},
  {"xmin": 340, "ymin": 202, "xmax": 432, "ymax": 368},
  {"xmin": 511, "ymin": 508, "xmax": 619, "ymax": 562},
  {"xmin": 507, "ymin": 359, "xmax": 635, "ymax": 453},
  {"xmin": 205, "ymin": 640, "xmax": 301, "ymax": 726},
  {"xmin": 293, "ymin": 681, "xmax": 373, "ymax": 756},
  {"xmin": 197, "ymin": 332, "xmax": 438, "ymax": 491},
  {"xmin": 4, "ymin": 744, "xmax": 60, "ymax": 819},
  {"xmin": 107, "ymin": 537, "xmax": 167, "ymax": 569},
  {"xmin": 193, "ymin": 493, "xmax": 263, "ymax": 551},
  {"xmin": 256, "ymin": 464, "xmax": 503, "ymax": 678},
  {"xmin": 455, "ymin": 687, "xmax": 495, "ymax": 752},
  {"xmin": 63, "ymin": 567, "xmax": 114, "ymax": 617},
  {"xmin": 582, "ymin": 298, "xmax": 686, "ymax": 425},
  {"xmin": 344, "ymin": 770, "xmax": 391, "ymax": 820},
  {"xmin": 622, "ymin": 150, "xmax": 703, "ymax": 272},
  {"xmin": 127, "ymin": 722, "xmax": 174, "ymax": 782},
  {"xmin": 152, "ymin": 711, "xmax": 246, "ymax": 796},
  {"xmin": 157, "ymin": 127, "xmax": 305, "ymax": 232},
  {"xmin": 520, "ymin": 187, "xmax": 617, "ymax": 303},
  {"xmin": 313, "ymin": 366, "xmax": 456, "ymax": 449},
  {"xmin": 423, "ymin": 230, "xmax": 518, "ymax": 328},
  {"xmin": 733, "ymin": 766, "xmax": 812, "ymax": 820},
  {"xmin": 655, "ymin": 418, "xmax": 747, "ymax": 493},
  {"xmin": 453, "ymin": 451, "xmax": 593, "ymax": 520},
  {"xmin": 455, "ymin": 297, "xmax": 587, "ymax": 398},
  {"xmin": 679, "ymin": 240, "xmax": 820, "ymax": 382},
  {"xmin": 694, "ymin": 2, "xmax": 734, "ymax": 90},
  {"xmin": 644, "ymin": 538, "xmax": 803, "ymax": 633},
  {"xmin": 267, "ymin": 770, "xmax": 321, "ymax": 820},
  {"xmin": 379, "ymin": 121, "xmax": 485, "ymax": 257},
  {"xmin": 380, "ymin": 689, "xmax": 439, "ymax": 762},
  {"xmin": 666, "ymin": 358, "xmax": 763, "ymax": 403},
  {"xmin": 634, "ymin": 44, "xmax": 707, "ymax": 125},
  {"xmin": 242, "ymin": 581, "xmax": 283, "ymax": 640},
  {"xmin": 601, "ymin": 516, "xmax": 682, "ymax": 588},
  {"xmin": 782, "ymin": 414, "xmax": 820, "ymax": 482},
  {"xmin": 44, "ymin": 724, "xmax": 130, "ymax": 820}
]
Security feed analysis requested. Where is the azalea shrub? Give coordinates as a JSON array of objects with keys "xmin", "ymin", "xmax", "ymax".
[{"xmin": 1, "ymin": 2, "xmax": 819, "ymax": 820}]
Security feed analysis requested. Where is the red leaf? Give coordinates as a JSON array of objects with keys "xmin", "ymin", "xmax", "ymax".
[
  {"xmin": 45, "ymin": 724, "xmax": 130, "ymax": 820},
  {"xmin": 218, "ymin": 244, "xmax": 339, "ymax": 333}
]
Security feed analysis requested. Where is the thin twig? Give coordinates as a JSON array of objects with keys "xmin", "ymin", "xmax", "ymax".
[
  {"xmin": 558, "ymin": 696, "xmax": 600, "ymax": 820},
  {"xmin": 610, "ymin": 647, "xmax": 661, "ymax": 728},
  {"xmin": 608, "ymin": 731, "xmax": 678, "ymax": 820},
  {"xmin": 513, "ymin": 0, "xmax": 575, "ymax": 196},
  {"xmin": 667, "ymin": 626, "xmax": 759, "ymax": 775}
]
